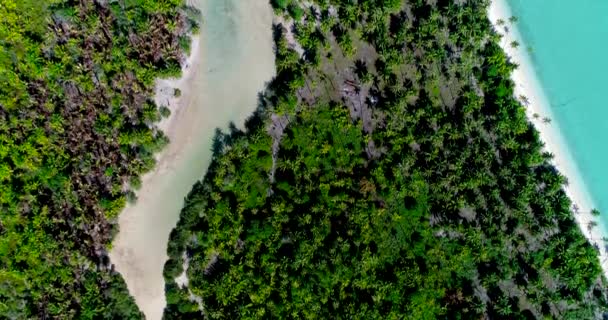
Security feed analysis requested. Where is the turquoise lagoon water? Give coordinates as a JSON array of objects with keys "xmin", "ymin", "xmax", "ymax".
[{"xmin": 507, "ymin": 0, "xmax": 608, "ymax": 232}]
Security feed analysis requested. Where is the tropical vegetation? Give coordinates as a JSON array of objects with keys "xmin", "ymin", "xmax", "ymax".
[
  {"xmin": 0, "ymin": 0, "xmax": 196, "ymax": 318},
  {"xmin": 162, "ymin": 0, "xmax": 608, "ymax": 319}
]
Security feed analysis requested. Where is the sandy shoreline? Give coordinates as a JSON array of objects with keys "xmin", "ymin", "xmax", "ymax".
[
  {"xmin": 489, "ymin": 0, "xmax": 608, "ymax": 275},
  {"xmin": 155, "ymin": 39, "xmax": 201, "ymax": 138},
  {"xmin": 108, "ymin": 29, "xmax": 203, "ymax": 320},
  {"xmin": 108, "ymin": 0, "xmax": 276, "ymax": 319}
]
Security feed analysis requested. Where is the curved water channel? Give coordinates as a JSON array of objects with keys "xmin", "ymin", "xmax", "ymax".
[{"xmin": 108, "ymin": 1, "xmax": 276, "ymax": 318}]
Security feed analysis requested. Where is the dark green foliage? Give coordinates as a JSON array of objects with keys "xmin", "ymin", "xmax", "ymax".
[
  {"xmin": 0, "ymin": 0, "xmax": 195, "ymax": 317},
  {"xmin": 288, "ymin": 2, "xmax": 304, "ymax": 20},
  {"xmin": 271, "ymin": 0, "xmax": 291, "ymax": 10},
  {"xmin": 160, "ymin": 105, "xmax": 172, "ymax": 118},
  {"xmin": 163, "ymin": 0, "xmax": 608, "ymax": 319}
]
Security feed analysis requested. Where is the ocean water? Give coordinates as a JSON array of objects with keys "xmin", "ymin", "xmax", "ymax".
[{"xmin": 507, "ymin": 1, "xmax": 608, "ymax": 229}]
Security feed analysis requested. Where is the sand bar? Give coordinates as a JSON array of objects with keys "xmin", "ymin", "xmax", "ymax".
[{"xmin": 108, "ymin": 0, "xmax": 276, "ymax": 318}]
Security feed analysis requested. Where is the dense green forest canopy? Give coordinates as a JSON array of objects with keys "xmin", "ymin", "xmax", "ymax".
[
  {"xmin": 0, "ymin": 0, "xmax": 196, "ymax": 318},
  {"xmin": 163, "ymin": 0, "xmax": 608, "ymax": 319}
]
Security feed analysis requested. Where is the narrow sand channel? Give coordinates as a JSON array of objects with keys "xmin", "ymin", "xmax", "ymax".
[{"xmin": 108, "ymin": 1, "xmax": 275, "ymax": 319}]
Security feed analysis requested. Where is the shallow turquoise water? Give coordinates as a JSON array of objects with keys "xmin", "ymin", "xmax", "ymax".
[{"xmin": 507, "ymin": 1, "xmax": 608, "ymax": 225}]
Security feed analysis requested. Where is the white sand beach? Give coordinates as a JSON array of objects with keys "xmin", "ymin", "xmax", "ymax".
[
  {"xmin": 108, "ymin": 0, "xmax": 276, "ymax": 319},
  {"xmin": 489, "ymin": 0, "xmax": 608, "ymax": 276}
]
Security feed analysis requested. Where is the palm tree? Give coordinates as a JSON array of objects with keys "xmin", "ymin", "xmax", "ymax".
[{"xmin": 519, "ymin": 94, "xmax": 529, "ymax": 106}]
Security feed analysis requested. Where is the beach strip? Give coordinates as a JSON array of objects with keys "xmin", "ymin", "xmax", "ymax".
[{"xmin": 488, "ymin": 0, "xmax": 608, "ymax": 276}]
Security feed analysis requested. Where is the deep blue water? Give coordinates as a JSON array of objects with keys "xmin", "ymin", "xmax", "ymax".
[{"xmin": 507, "ymin": 1, "xmax": 608, "ymax": 227}]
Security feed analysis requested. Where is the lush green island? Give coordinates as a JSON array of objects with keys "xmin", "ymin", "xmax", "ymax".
[
  {"xmin": 162, "ymin": 0, "xmax": 608, "ymax": 319},
  {"xmin": 0, "ymin": 0, "xmax": 196, "ymax": 318},
  {"xmin": 2, "ymin": 0, "xmax": 608, "ymax": 319}
]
